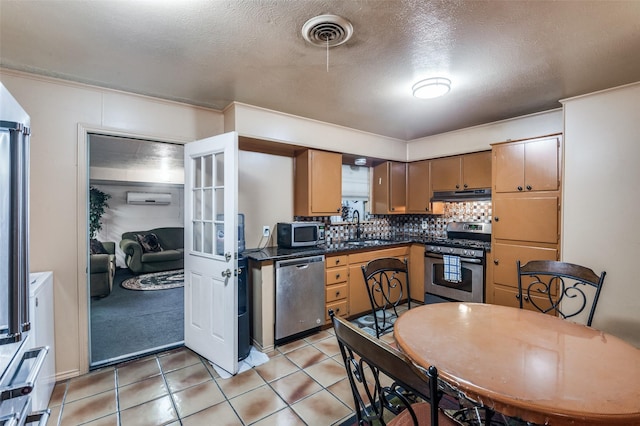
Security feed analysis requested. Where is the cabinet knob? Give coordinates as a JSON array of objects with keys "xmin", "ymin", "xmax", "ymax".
[
  {"xmin": 336, "ymin": 208, "xmax": 341, "ymax": 212},
  {"xmin": 335, "ymin": 260, "xmax": 340, "ymax": 265},
  {"xmin": 517, "ymin": 186, "xmax": 523, "ymax": 191},
  {"xmin": 336, "ymin": 273, "xmax": 341, "ymax": 279},
  {"xmin": 526, "ymin": 185, "xmax": 532, "ymax": 191},
  {"xmin": 390, "ymin": 207, "xmax": 395, "ymax": 211},
  {"xmin": 494, "ymin": 217, "xmax": 499, "ymax": 222},
  {"xmin": 515, "ymin": 294, "xmax": 521, "ymax": 300},
  {"xmin": 493, "ymin": 259, "xmax": 499, "ymax": 265},
  {"xmin": 455, "ymin": 184, "xmax": 460, "ymax": 189},
  {"xmin": 336, "ymin": 291, "xmax": 340, "ymax": 296},
  {"xmin": 463, "ymin": 184, "xmax": 468, "ymax": 189},
  {"xmin": 523, "ymin": 295, "xmax": 530, "ymax": 302}
]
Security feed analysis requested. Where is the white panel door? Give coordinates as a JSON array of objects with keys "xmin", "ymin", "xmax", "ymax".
[{"xmin": 184, "ymin": 132, "xmax": 238, "ymax": 374}]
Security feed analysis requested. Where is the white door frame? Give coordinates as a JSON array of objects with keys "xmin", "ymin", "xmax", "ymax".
[{"xmin": 76, "ymin": 123, "xmax": 190, "ymax": 374}]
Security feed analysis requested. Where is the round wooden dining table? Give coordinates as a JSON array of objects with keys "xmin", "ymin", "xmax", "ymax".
[{"xmin": 393, "ymin": 303, "xmax": 640, "ymax": 425}]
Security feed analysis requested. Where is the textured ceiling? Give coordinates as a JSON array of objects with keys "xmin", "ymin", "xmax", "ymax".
[{"xmin": 1, "ymin": 1, "xmax": 640, "ymax": 141}]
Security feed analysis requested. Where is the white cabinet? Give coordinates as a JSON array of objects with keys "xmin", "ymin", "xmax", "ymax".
[{"xmin": 29, "ymin": 271, "xmax": 55, "ymax": 411}]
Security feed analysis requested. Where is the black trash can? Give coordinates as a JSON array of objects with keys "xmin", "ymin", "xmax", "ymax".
[{"xmin": 238, "ymin": 255, "xmax": 251, "ymax": 361}]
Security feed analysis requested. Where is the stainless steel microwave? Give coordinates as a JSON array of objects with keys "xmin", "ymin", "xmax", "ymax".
[{"xmin": 277, "ymin": 222, "xmax": 326, "ymax": 248}]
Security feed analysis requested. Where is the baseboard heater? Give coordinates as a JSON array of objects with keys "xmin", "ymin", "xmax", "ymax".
[{"xmin": 126, "ymin": 192, "xmax": 171, "ymax": 205}]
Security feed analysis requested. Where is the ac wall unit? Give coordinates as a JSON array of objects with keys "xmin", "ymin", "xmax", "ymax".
[{"xmin": 126, "ymin": 192, "xmax": 171, "ymax": 205}]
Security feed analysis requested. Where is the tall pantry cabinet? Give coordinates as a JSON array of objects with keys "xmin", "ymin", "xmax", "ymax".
[{"xmin": 488, "ymin": 135, "xmax": 562, "ymax": 310}]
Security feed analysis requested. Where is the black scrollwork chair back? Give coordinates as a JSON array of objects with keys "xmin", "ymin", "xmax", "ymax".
[
  {"xmin": 361, "ymin": 257, "xmax": 411, "ymax": 338},
  {"xmin": 330, "ymin": 311, "xmax": 453, "ymax": 426},
  {"xmin": 517, "ymin": 260, "xmax": 606, "ymax": 326}
]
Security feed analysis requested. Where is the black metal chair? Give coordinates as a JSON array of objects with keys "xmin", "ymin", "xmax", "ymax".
[
  {"xmin": 517, "ymin": 260, "xmax": 606, "ymax": 326},
  {"xmin": 361, "ymin": 257, "xmax": 411, "ymax": 338},
  {"xmin": 330, "ymin": 311, "xmax": 455, "ymax": 426}
]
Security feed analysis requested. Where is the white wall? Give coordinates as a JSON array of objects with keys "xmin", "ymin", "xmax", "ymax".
[
  {"xmin": 238, "ymin": 150, "xmax": 293, "ymax": 248},
  {"xmin": 407, "ymin": 109, "xmax": 563, "ymax": 159},
  {"xmin": 562, "ymin": 82, "xmax": 640, "ymax": 347},
  {"xmin": 91, "ymin": 183, "xmax": 184, "ymax": 268},
  {"xmin": 226, "ymin": 103, "xmax": 409, "ymax": 161},
  {"xmin": 0, "ymin": 69, "xmax": 224, "ymax": 378}
]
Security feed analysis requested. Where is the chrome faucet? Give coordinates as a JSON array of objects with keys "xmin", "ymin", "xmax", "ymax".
[{"xmin": 352, "ymin": 209, "xmax": 361, "ymax": 240}]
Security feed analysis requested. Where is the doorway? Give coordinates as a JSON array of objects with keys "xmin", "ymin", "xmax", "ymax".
[{"xmin": 88, "ymin": 133, "xmax": 185, "ymax": 368}]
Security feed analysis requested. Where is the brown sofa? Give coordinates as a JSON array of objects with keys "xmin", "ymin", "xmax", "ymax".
[{"xmin": 90, "ymin": 241, "xmax": 116, "ymax": 297}]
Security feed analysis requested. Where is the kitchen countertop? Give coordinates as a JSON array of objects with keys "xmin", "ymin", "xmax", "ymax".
[{"xmin": 243, "ymin": 238, "xmax": 421, "ymax": 262}]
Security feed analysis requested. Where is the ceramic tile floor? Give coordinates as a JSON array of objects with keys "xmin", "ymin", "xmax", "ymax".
[{"xmin": 46, "ymin": 327, "xmax": 398, "ymax": 426}]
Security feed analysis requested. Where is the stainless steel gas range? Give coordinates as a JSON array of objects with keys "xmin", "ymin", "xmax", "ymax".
[{"xmin": 424, "ymin": 222, "xmax": 491, "ymax": 303}]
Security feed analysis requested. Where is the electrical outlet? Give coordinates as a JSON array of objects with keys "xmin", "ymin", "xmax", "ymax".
[
  {"xmin": 421, "ymin": 221, "xmax": 428, "ymax": 230},
  {"xmin": 262, "ymin": 226, "xmax": 270, "ymax": 238}
]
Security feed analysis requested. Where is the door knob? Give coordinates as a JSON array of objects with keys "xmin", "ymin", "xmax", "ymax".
[{"xmin": 221, "ymin": 269, "xmax": 232, "ymax": 278}]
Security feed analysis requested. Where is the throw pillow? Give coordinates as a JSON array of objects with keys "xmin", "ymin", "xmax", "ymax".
[
  {"xmin": 90, "ymin": 239, "xmax": 108, "ymax": 255},
  {"xmin": 135, "ymin": 233, "xmax": 163, "ymax": 253}
]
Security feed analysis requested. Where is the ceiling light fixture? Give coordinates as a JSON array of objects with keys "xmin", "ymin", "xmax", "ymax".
[
  {"xmin": 412, "ymin": 77, "xmax": 451, "ymax": 99},
  {"xmin": 354, "ymin": 158, "xmax": 367, "ymax": 166}
]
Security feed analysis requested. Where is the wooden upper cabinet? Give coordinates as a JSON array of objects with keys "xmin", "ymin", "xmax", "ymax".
[
  {"xmin": 431, "ymin": 156, "xmax": 461, "ymax": 191},
  {"xmin": 294, "ymin": 149, "xmax": 342, "ymax": 216},
  {"xmin": 406, "ymin": 160, "xmax": 431, "ymax": 213},
  {"xmin": 494, "ymin": 136, "xmax": 560, "ymax": 193},
  {"xmin": 372, "ymin": 161, "xmax": 406, "ymax": 214},
  {"xmin": 462, "ymin": 151, "xmax": 492, "ymax": 189},
  {"xmin": 431, "ymin": 151, "xmax": 491, "ymax": 191}
]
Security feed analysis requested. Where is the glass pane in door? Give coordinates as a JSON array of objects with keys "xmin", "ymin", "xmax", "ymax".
[
  {"xmin": 190, "ymin": 151, "xmax": 227, "ymax": 257},
  {"xmin": 215, "ymin": 153, "xmax": 224, "ymax": 186},
  {"xmin": 203, "ymin": 154, "xmax": 213, "ymax": 188}
]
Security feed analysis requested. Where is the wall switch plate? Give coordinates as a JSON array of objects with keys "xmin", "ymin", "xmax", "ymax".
[
  {"xmin": 262, "ymin": 226, "xmax": 270, "ymax": 237},
  {"xmin": 421, "ymin": 221, "xmax": 428, "ymax": 230}
]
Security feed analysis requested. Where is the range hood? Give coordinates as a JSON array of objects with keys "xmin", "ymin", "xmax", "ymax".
[{"xmin": 431, "ymin": 188, "xmax": 492, "ymax": 202}]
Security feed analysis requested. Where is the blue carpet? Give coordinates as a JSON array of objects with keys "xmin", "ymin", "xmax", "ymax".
[{"xmin": 90, "ymin": 268, "xmax": 184, "ymax": 365}]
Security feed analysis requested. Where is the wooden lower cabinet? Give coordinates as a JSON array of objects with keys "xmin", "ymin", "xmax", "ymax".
[
  {"xmin": 488, "ymin": 242, "xmax": 558, "ymax": 309},
  {"xmin": 492, "ymin": 243, "xmax": 558, "ymax": 289},
  {"xmin": 492, "ymin": 284, "xmax": 556, "ymax": 314},
  {"xmin": 347, "ymin": 246, "xmax": 410, "ymax": 318},
  {"xmin": 325, "ymin": 246, "xmax": 417, "ymax": 322},
  {"xmin": 325, "ymin": 255, "xmax": 348, "ymax": 324},
  {"xmin": 325, "ymin": 299, "xmax": 348, "ymax": 322},
  {"xmin": 408, "ymin": 244, "xmax": 425, "ymax": 303}
]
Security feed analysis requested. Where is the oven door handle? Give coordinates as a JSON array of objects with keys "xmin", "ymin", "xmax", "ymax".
[{"xmin": 425, "ymin": 253, "xmax": 483, "ymax": 264}]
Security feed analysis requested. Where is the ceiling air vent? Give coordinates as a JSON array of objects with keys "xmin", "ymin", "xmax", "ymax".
[{"xmin": 302, "ymin": 15, "xmax": 353, "ymax": 47}]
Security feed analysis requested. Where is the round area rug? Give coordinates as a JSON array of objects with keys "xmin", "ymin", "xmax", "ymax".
[{"xmin": 122, "ymin": 269, "xmax": 184, "ymax": 291}]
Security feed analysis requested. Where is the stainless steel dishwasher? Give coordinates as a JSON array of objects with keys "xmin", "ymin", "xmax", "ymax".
[{"xmin": 275, "ymin": 255, "xmax": 325, "ymax": 341}]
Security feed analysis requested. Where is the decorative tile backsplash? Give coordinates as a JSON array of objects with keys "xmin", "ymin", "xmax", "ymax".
[
  {"xmin": 442, "ymin": 201, "xmax": 492, "ymax": 223},
  {"xmin": 296, "ymin": 201, "xmax": 492, "ymax": 242}
]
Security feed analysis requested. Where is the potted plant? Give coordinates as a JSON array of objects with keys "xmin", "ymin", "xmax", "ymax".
[{"xmin": 89, "ymin": 186, "xmax": 111, "ymax": 240}]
